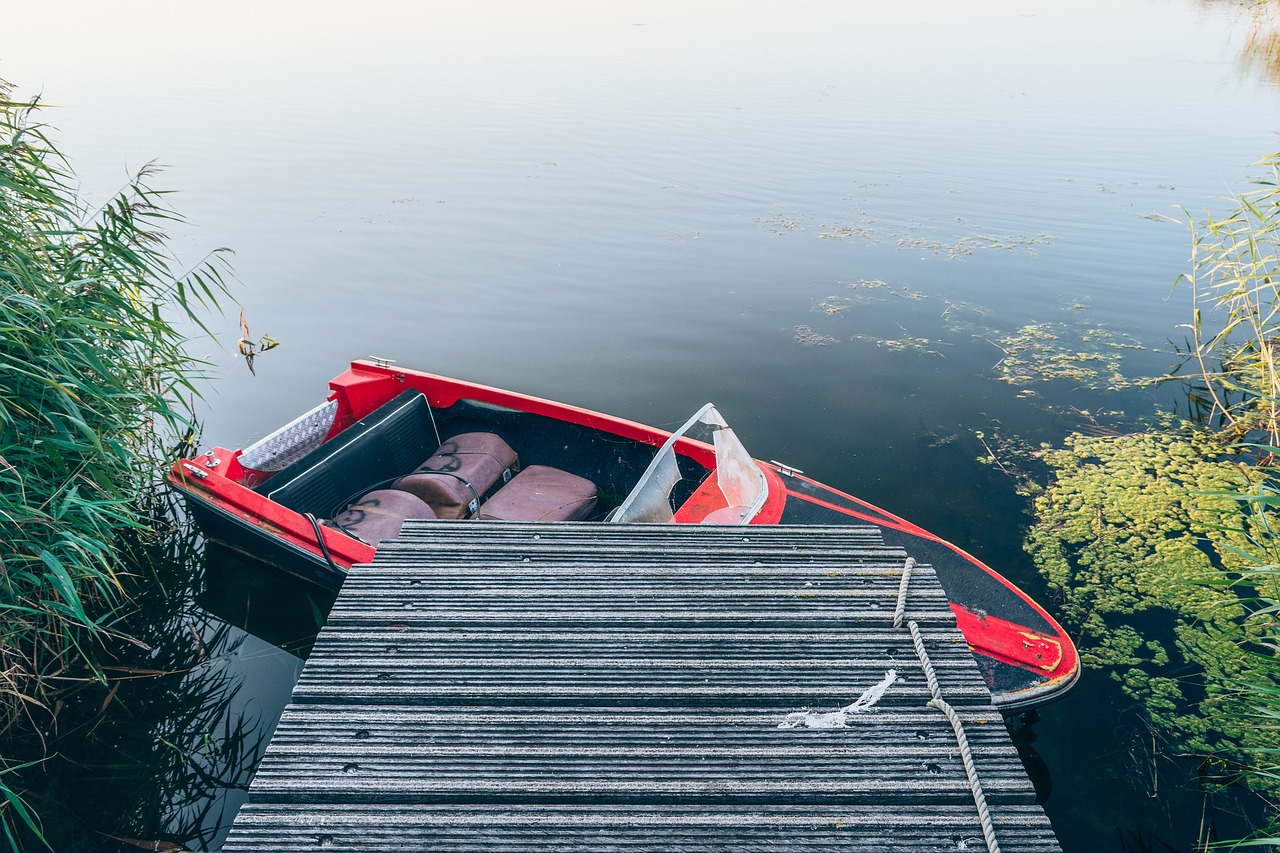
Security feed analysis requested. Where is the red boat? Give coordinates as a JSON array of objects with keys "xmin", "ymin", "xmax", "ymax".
[{"xmin": 169, "ymin": 358, "xmax": 1079, "ymax": 711}]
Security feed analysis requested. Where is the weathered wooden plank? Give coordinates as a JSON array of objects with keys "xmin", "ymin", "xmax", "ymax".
[
  {"xmin": 390, "ymin": 522, "xmax": 889, "ymax": 546},
  {"xmin": 291, "ymin": 627, "xmax": 987, "ymax": 707},
  {"xmin": 222, "ymin": 803, "xmax": 1062, "ymax": 853},
  {"xmin": 248, "ymin": 704, "xmax": 1034, "ymax": 805},
  {"xmin": 224, "ymin": 522, "xmax": 1061, "ymax": 852},
  {"xmin": 331, "ymin": 564, "xmax": 949, "ymax": 626}
]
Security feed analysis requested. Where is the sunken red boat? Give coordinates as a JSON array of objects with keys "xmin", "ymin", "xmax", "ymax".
[{"xmin": 169, "ymin": 358, "xmax": 1079, "ymax": 710}]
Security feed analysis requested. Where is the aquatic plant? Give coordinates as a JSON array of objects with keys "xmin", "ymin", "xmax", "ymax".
[
  {"xmin": 0, "ymin": 80, "xmax": 227, "ymax": 844},
  {"xmin": 1175, "ymin": 152, "xmax": 1280, "ymax": 445},
  {"xmin": 993, "ymin": 322, "xmax": 1152, "ymax": 390},
  {"xmin": 1023, "ymin": 153, "xmax": 1280, "ymax": 823},
  {"xmin": 1238, "ymin": 0, "xmax": 1280, "ymax": 88},
  {"xmin": 0, "ymin": 511, "xmax": 331, "ymax": 853},
  {"xmin": 1026, "ymin": 429, "xmax": 1280, "ymax": 786}
]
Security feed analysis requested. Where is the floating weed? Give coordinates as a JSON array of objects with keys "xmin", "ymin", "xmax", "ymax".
[
  {"xmin": 755, "ymin": 210, "xmax": 807, "ymax": 236},
  {"xmin": 847, "ymin": 279, "xmax": 890, "ymax": 291},
  {"xmin": 818, "ymin": 221, "xmax": 875, "ymax": 241},
  {"xmin": 771, "ymin": 197, "xmax": 1053, "ymax": 260},
  {"xmin": 1025, "ymin": 430, "xmax": 1280, "ymax": 796},
  {"xmin": 992, "ymin": 322, "xmax": 1156, "ymax": 390},
  {"xmin": 794, "ymin": 325, "xmax": 838, "ymax": 346},
  {"xmin": 940, "ymin": 298, "xmax": 996, "ymax": 337},
  {"xmin": 973, "ymin": 428, "xmax": 1047, "ymax": 497},
  {"xmin": 796, "ymin": 283, "xmax": 1158, "ymax": 395},
  {"xmin": 814, "ymin": 296, "xmax": 849, "ymax": 316},
  {"xmin": 896, "ymin": 232, "xmax": 1053, "ymax": 260},
  {"xmin": 851, "ymin": 329, "xmax": 945, "ymax": 356}
]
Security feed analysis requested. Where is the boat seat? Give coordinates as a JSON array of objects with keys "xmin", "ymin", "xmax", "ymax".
[
  {"xmin": 328, "ymin": 489, "xmax": 437, "ymax": 546},
  {"xmin": 478, "ymin": 465, "xmax": 598, "ymax": 522},
  {"xmin": 393, "ymin": 432, "xmax": 518, "ymax": 519}
]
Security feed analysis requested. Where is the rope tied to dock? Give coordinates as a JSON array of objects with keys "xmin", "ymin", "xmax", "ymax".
[
  {"xmin": 892, "ymin": 557, "xmax": 916, "ymax": 629},
  {"xmin": 907, "ymin": 620, "xmax": 1002, "ymax": 853}
]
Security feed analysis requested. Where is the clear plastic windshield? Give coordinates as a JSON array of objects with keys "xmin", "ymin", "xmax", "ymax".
[{"xmin": 611, "ymin": 404, "xmax": 768, "ymax": 524}]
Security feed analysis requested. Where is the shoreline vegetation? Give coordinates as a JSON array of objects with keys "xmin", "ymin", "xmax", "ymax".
[
  {"xmin": 0, "ymin": 80, "xmax": 228, "ymax": 848},
  {"xmin": 1018, "ymin": 152, "xmax": 1280, "ymax": 843}
]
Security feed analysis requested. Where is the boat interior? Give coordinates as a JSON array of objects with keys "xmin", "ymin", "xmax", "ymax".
[{"xmin": 248, "ymin": 390, "xmax": 716, "ymax": 543}]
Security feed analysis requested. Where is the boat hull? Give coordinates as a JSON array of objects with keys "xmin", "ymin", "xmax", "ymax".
[{"xmin": 170, "ymin": 360, "xmax": 1079, "ymax": 711}]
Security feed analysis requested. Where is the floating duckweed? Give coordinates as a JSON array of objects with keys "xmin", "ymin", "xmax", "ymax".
[
  {"xmin": 1026, "ymin": 430, "xmax": 1280, "ymax": 791},
  {"xmin": 994, "ymin": 322, "xmax": 1154, "ymax": 390}
]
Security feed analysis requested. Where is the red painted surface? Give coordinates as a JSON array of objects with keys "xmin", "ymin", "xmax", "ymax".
[
  {"xmin": 781, "ymin": 480, "xmax": 1078, "ymax": 684},
  {"xmin": 951, "ymin": 604, "xmax": 1064, "ymax": 673},
  {"xmin": 671, "ymin": 464, "xmax": 785, "ymax": 525},
  {"xmin": 170, "ymin": 447, "xmax": 375, "ymax": 570}
]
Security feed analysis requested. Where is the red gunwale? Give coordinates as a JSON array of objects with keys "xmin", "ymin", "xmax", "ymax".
[{"xmin": 780, "ymin": 476, "xmax": 1079, "ymax": 685}]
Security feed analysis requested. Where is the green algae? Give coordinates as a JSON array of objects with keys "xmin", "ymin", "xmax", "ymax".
[
  {"xmin": 1026, "ymin": 429, "xmax": 1280, "ymax": 788},
  {"xmin": 993, "ymin": 322, "xmax": 1154, "ymax": 391},
  {"xmin": 800, "ymin": 279, "xmax": 1156, "ymax": 392},
  {"xmin": 850, "ymin": 331, "xmax": 945, "ymax": 356}
]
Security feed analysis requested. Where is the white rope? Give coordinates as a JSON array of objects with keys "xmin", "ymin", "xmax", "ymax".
[
  {"xmin": 907, "ymin": 620, "xmax": 1001, "ymax": 853},
  {"xmin": 929, "ymin": 696, "xmax": 1001, "ymax": 853},
  {"xmin": 906, "ymin": 619, "xmax": 942, "ymax": 699},
  {"xmin": 892, "ymin": 557, "xmax": 916, "ymax": 629}
]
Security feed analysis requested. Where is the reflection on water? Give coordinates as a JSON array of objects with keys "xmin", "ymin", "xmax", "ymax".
[
  {"xmin": 200, "ymin": 544, "xmax": 337, "ymax": 661},
  {"xmin": 1230, "ymin": 0, "xmax": 1280, "ymax": 87},
  {"xmin": 0, "ymin": 515, "xmax": 321, "ymax": 852}
]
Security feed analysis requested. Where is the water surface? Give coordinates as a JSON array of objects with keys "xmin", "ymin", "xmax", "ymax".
[{"xmin": 5, "ymin": 1, "xmax": 1280, "ymax": 848}]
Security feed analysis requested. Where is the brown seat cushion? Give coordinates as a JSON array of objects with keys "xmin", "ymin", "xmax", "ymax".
[
  {"xmin": 329, "ymin": 489, "xmax": 436, "ymax": 545},
  {"xmin": 478, "ymin": 465, "xmax": 597, "ymax": 522},
  {"xmin": 394, "ymin": 433, "xmax": 518, "ymax": 519}
]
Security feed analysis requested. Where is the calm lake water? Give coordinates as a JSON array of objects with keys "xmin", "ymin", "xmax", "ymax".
[{"xmin": 6, "ymin": 0, "xmax": 1280, "ymax": 849}]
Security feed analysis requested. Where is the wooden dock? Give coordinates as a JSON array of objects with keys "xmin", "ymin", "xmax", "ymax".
[{"xmin": 222, "ymin": 523, "xmax": 1062, "ymax": 852}]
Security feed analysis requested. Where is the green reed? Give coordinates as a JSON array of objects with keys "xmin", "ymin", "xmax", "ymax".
[
  {"xmin": 1018, "ymin": 153, "xmax": 1280, "ymax": 845},
  {"xmin": 1180, "ymin": 152, "xmax": 1280, "ymax": 845},
  {"xmin": 1177, "ymin": 152, "xmax": 1280, "ymax": 447},
  {"xmin": 0, "ymin": 80, "xmax": 226, "ymax": 845}
]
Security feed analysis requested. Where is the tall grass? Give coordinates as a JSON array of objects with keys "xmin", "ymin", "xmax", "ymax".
[
  {"xmin": 0, "ymin": 79, "xmax": 227, "ymax": 844},
  {"xmin": 1179, "ymin": 153, "xmax": 1280, "ymax": 846},
  {"xmin": 1177, "ymin": 151, "xmax": 1280, "ymax": 448}
]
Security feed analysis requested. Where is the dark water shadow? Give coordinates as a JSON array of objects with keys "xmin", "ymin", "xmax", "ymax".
[
  {"xmin": 0, "ymin": 501, "xmax": 332, "ymax": 852},
  {"xmin": 198, "ymin": 543, "xmax": 338, "ymax": 661},
  {"xmin": 1012, "ymin": 685, "xmax": 1276, "ymax": 852}
]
